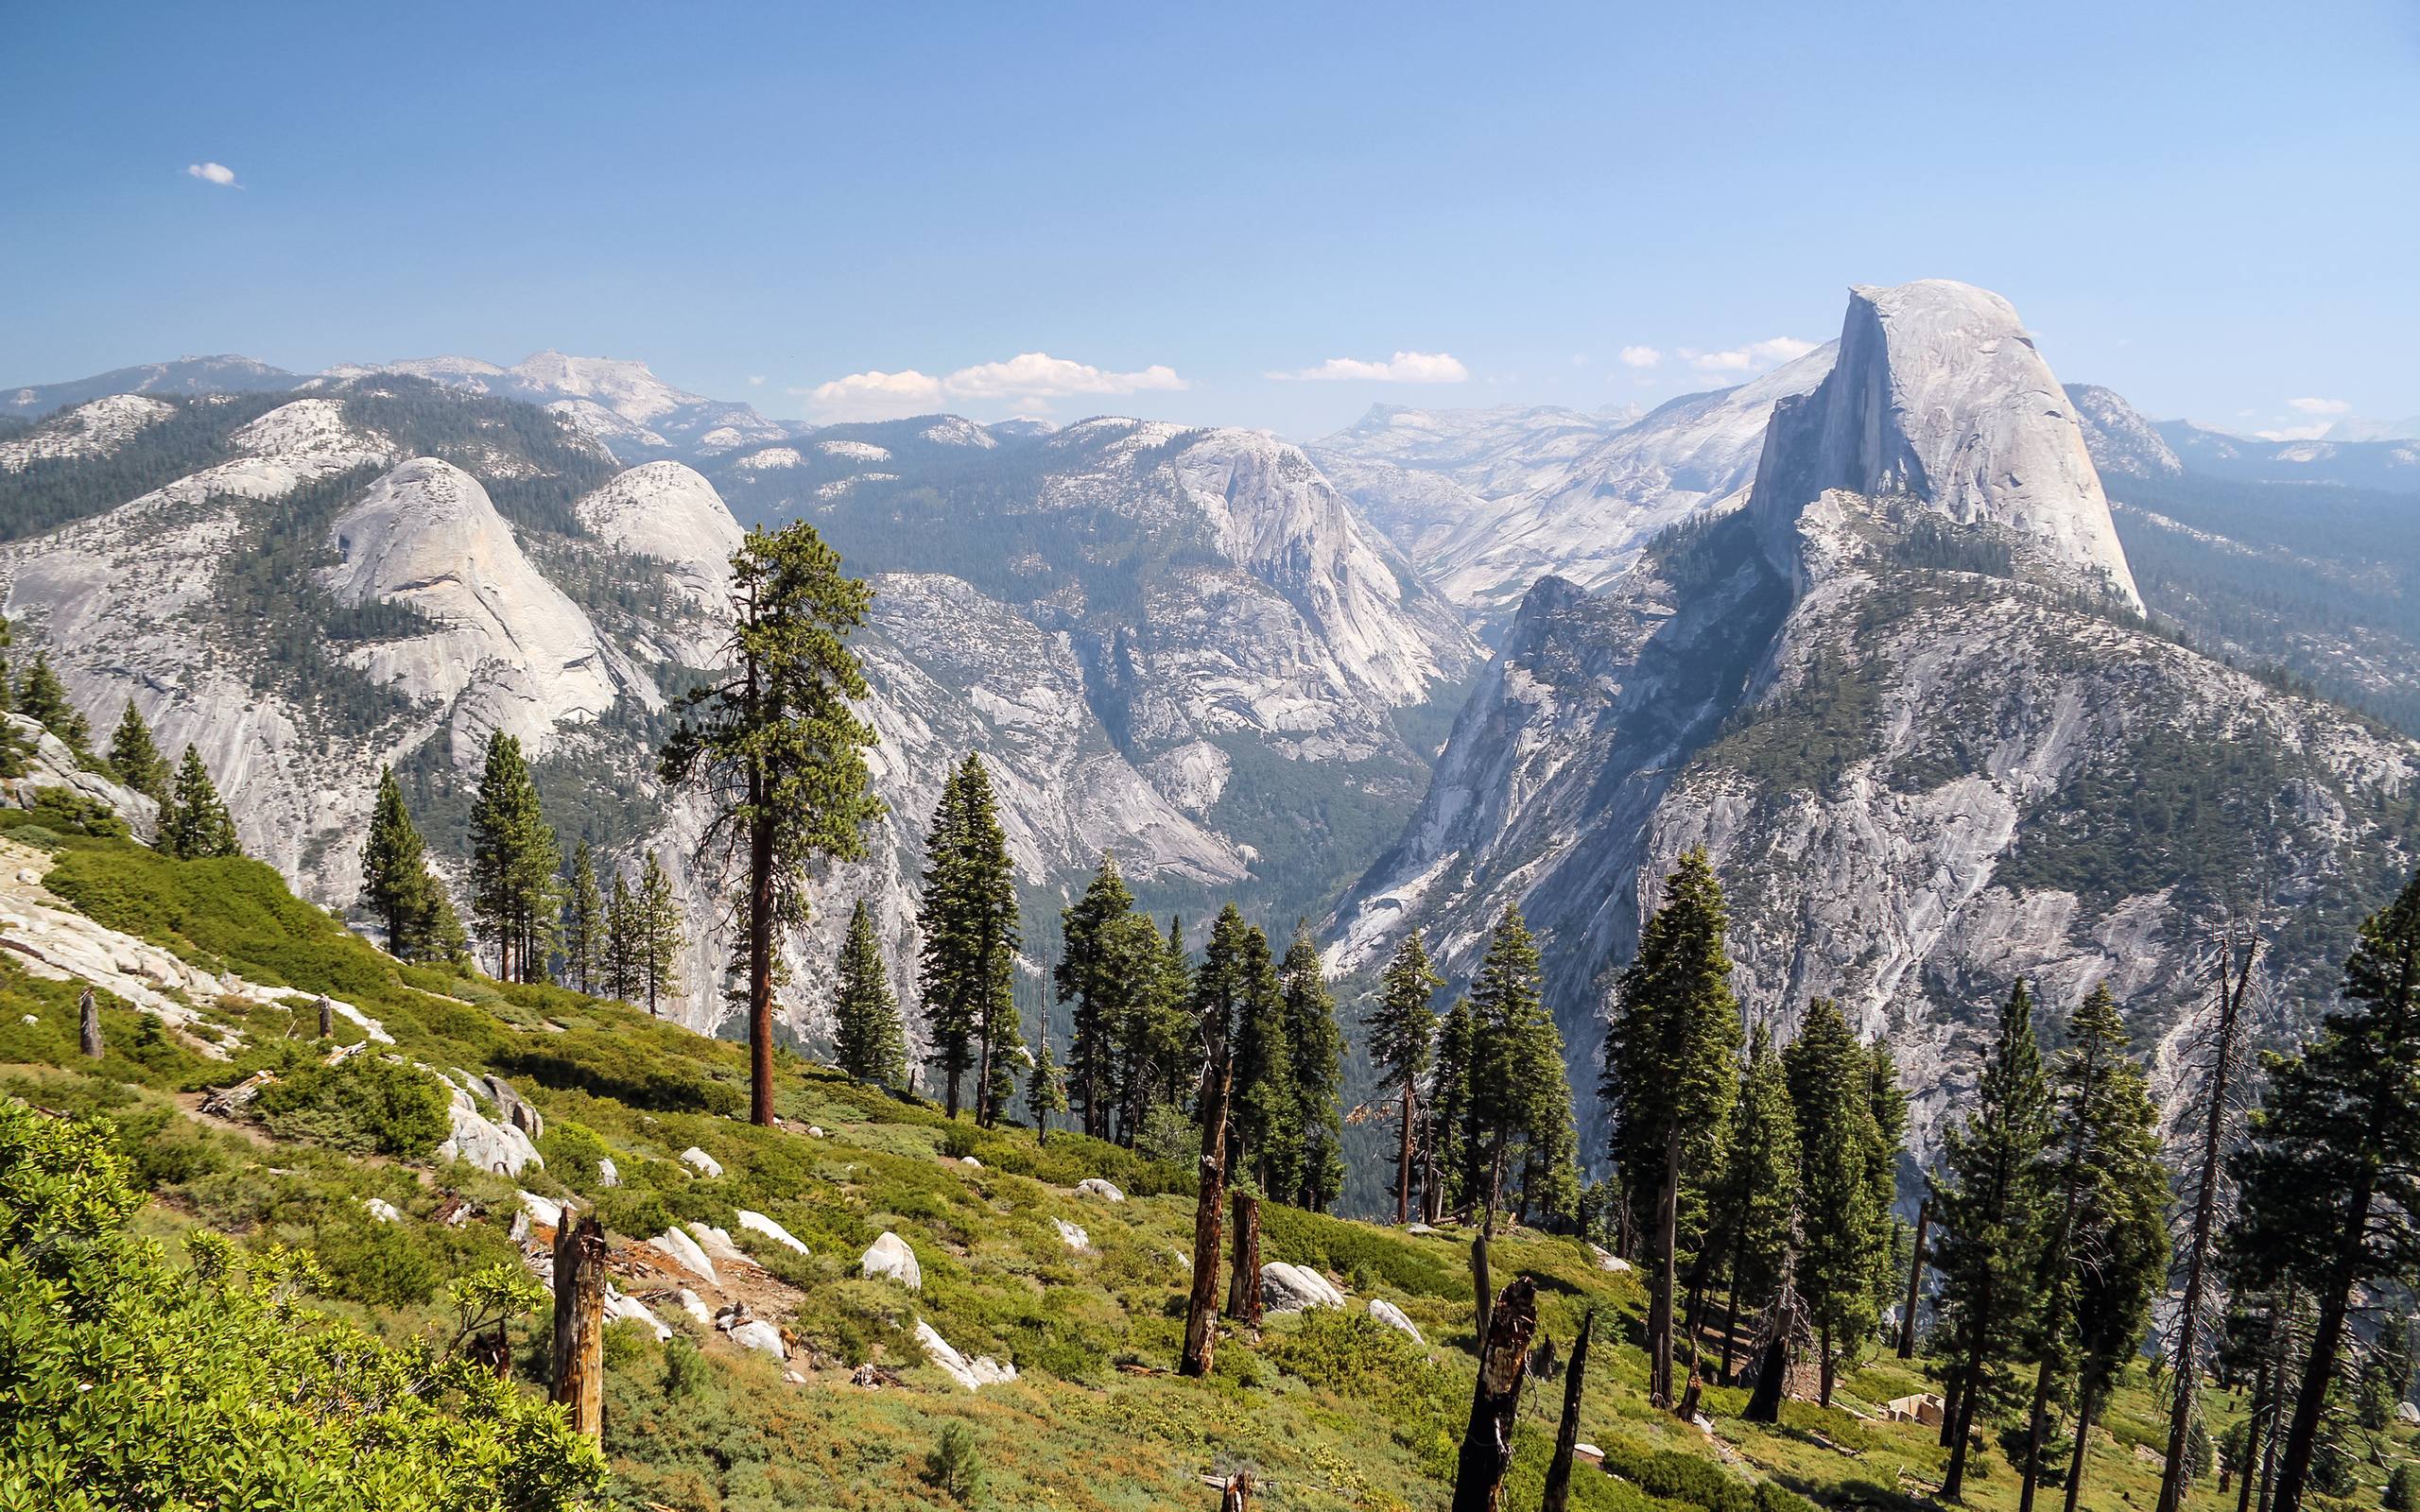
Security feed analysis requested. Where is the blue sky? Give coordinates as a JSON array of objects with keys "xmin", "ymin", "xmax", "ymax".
[{"xmin": 4, "ymin": 1, "xmax": 2416, "ymax": 438}]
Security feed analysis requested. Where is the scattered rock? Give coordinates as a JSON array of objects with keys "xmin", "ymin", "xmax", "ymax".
[
  {"xmin": 1367, "ymin": 1298, "xmax": 1425, "ymax": 1343},
  {"xmin": 914, "ymin": 1317, "xmax": 1016, "ymax": 1390},
  {"xmin": 784, "ymin": 1369, "xmax": 805, "ymax": 1383},
  {"xmin": 686, "ymin": 1222, "xmax": 750, "ymax": 1265},
  {"xmin": 1076, "ymin": 1178, "xmax": 1126, "ymax": 1203},
  {"xmin": 737, "ymin": 1209, "xmax": 809, "ymax": 1257},
  {"xmin": 678, "ymin": 1145, "xmax": 723, "ymax": 1178},
  {"xmin": 1261, "ymin": 1262, "xmax": 1346, "ymax": 1314},
  {"xmin": 1054, "ymin": 1217, "xmax": 1091, "ymax": 1252},
  {"xmin": 1589, "ymin": 1244, "xmax": 1632, "ymax": 1273},
  {"xmin": 959, "ymin": 1155, "xmax": 982, "ymax": 1168},
  {"xmin": 648, "ymin": 1227, "xmax": 720, "ymax": 1286},
  {"xmin": 806, "ymin": 1125, "xmax": 827, "ymax": 1138},
  {"xmin": 362, "ymin": 1196, "xmax": 404, "ymax": 1224},
  {"xmin": 596, "ymin": 1157, "xmax": 619, "ymax": 1188},
  {"xmin": 677, "ymin": 1288, "xmax": 712, "ymax": 1327},
  {"xmin": 727, "ymin": 1318, "xmax": 786, "ymax": 1360},
  {"xmin": 481, "ymin": 1074, "xmax": 543, "ymax": 1140},
  {"xmin": 1407, "ymin": 1222, "xmax": 1440, "ymax": 1235},
  {"xmin": 860, "ymin": 1231, "xmax": 922, "ymax": 1290},
  {"xmin": 604, "ymin": 1285, "xmax": 671, "ymax": 1341},
  {"xmin": 437, "ymin": 1086, "xmax": 543, "ymax": 1177},
  {"xmin": 18, "ymin": 1014, "xmax": 35, "ymax": 1025},
  {"xmin": 850, "ymin": 1361, "xmax": 905, "ymax": 1388},
  {"xmin": 517, "ymin": 1191, "xmax": 564, "ymax": 1229}
]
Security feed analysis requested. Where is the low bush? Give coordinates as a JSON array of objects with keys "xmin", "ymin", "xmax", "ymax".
[{"xmin": 255, "ymin": 1055, "xmax": 451, "ymax": 1158}]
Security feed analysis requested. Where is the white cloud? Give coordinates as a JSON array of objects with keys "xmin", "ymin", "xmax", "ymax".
[
  {"xmin": 1680, "ymin": 336, "xmax": 1816, "ymax": 376},
  {"xmin": 2253, "ymin": 423, "xmax": 2333, "ymax": 442},
  {"xmin": 747, "ymin": 374, "xmax": 765, "ymax": 387},
  {"xmin": 801, "ymin": 352, "xmax": 1185, "ymax": 420},
  {"xmin": 1269, "ymin": 351, "xmax": 1470, "ymax": 384},
  {"xmin": 184, "ymin": 162, "xmax": 239, "ymax": 187},
  {"xmin": 2287, "ymin": 396, "xmax": 2350, "ymax": 415},
  {"xmin": 1618, "ymin": 345, "xmax": 1663, "ymax": 369}
]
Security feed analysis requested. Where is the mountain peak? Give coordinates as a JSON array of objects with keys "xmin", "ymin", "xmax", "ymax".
[{"xmin": 1752, "ymin": 279, "xmax": 2142, "ymax": 608}]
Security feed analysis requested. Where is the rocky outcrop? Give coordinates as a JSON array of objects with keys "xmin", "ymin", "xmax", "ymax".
[
  {"xmin": 2065, "ymin": 384, "xmax": 2184, "ymax": 480},
  {"xmin": 1260, "ymin": 1262, "xmax": 1346, "ymax": 1314},
  {"xmin": 437, "ymin": 1085, "xmax": 543, "ymax": 1176},
  {"xmin": 914, "ymin": 1317, "xmax": 1016, "ymax": 1390},
  {"xmin": 0, "ymin": 394, "xmax": 177, "ymax": 471},
  {"xmin": 861, "ymin": 1231, "xmax": 922, "ymax": 1290},
  {"xmin": 1367, "ymin": 1297, "xmax": 1425, "ymax": 1343},
  {"xmin": 1076, "ymin": 1178, "xmax": 1126, "ymax": 1203},
  {"xmin": 737, "ymin": 1210, "xmax": 809, "ymax": 1257},
  {"xmin": 0, "ymin": 714, "xmax": 158, "ymax": 840}
]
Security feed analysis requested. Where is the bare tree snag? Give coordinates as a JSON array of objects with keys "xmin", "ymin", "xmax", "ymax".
[
  {"xmin": 1451, "ymin": 1273, "xmax": 1538, "ymax": 1512},
  {"xmin": 1181, "ymin": 1042, "xmax": 1236, "ymax": 1379},
  {"xmin": 1898, "ymin": 1194, "xmax": 1930, "ymax": 1358},
  {"xmin": 1224, "ymin": 1190, "xmax": 1263, "ymax": 1327},
  {"xmin": 1542, "ymin": 1306, "xmax": 1596, "ymax": 1512},
  {"xmin": 1470, "ymin": 1233, "xmax": 1493, "ymax": 1344},
  {"xmin": 78, "ymin": 987, "xmax": 102, "ymax": 1060},
  {"xmin": 550, "ymin": 1205, "xmax": 608, "ymax": 1442},
  {"xmin": 1219, "ymin": 1469, "xmax": 1253, "ymax": 1510}
]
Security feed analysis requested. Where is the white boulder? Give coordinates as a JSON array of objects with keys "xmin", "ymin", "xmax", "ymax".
[
  {"xmin": 1054, "ymin": 1217, "xmax": 1091, "ymax": 1252},
  {"xmin": 860, "ymin": 1231, "xmax": 922, "ymax": 1290},
  {"xmin": 677, "ymin": 1288, "xmax": 713, "ymax": 1328},
  {"xmin": 727, "ymin": 1318, "xmax": 787, "ymax": 1361},
  {"xmin": 678, "ymin": 1145, "xmax": 723, "ymax": 1178},
  {"xmin": 1260, "ymin": 1262, "xmax": 1346, "ymax": 1314},
  {"xmin": 438, "ymin": 1088, "xmax": 543, "ymax": 1177},
  {"xmin": 914, "ymin": 1317, "xmax": 1016, "ymax": 1390},
  {"xmin": 517, "ymin": 1191, "xmax": 564, "ymax": 1228},
  {"xmin": 686, "ymin": 1222, "xmax": 750, "ymax": 1265},
  {"xmin": 1588, "ymin": 1244, "xmax": 1632, "ymax": 1274},
  {"xmin": 603, "ymin": 1285, "xmax": 671, "ymax": 1342},
  {"xmin": 596, "ymin": 1157, "xmax": 620, "ymax": 1188},
  {"xmin": 1076, "ymin": 1178, "xmax": 1126, "ymax": 1203},
  {"xmin": 362, "ymin": 1196, "xmax": 404, "ymax": 1224},
  {"xmin": 737, "ymin": 1210, "xmax": 809, "ymax": 1257},
  {"xmin": 1367, "ymin": 1298, "xmax": 1425, "ymax": 1344},
  {"xmin": 647, "ymin": 1227, "xmax": 720, "ymax": 1286}
]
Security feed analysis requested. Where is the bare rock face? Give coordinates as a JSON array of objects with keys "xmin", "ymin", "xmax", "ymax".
[
  {"xmin": 2064, "ymin": 384, "xmax": 2184, "ymax": 480},
  {"xmin": 572, "ymin": 460, "xmax": 743, "ymax": 607}
]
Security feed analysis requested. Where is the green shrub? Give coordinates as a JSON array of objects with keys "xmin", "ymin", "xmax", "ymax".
[
  {"xmin": 2386, "ymin": 1463, "xmax": 2418, "ymax": 1512},
  {"xmin": 495, "ymin": 1030, "xmax": 744, "ymax": 1117},
  {"xmin": 255, "ymin": 1056, "xmax": 450, "ymax": 1158}
]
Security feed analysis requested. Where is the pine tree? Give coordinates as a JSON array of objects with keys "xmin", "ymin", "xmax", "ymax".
[
  {"xmin": 634, "ymin": 851, "xmax": 685, "ymax": 1019},
  {"xmin": 1116, "ymin": 913, "xmax": 1192, "ymax": 1143},
  {"xmin": 2232, "ymin": 863, "xmax": 2420, "ymax": 1512},
  {"xmin": 161, "ymin": 745, "xmax": 240, "ymax": 860},
  {"xmin": 107, "ymin": 701, "xmax": 169, "ymax": 803},
  {"xmin": 358, "ymin": 766, "xmax": 435, "ymax": 956},
  {"xmin": 833, "ymin": 898, "xmax": 907, "ymax": 1090},
  {"xmin": 603, "ymin": 873, "xmax": 638, "ymax": 1002},
  {"xmin": 1221, "ymin": 911, "xmax": 1293, "ymax": 1194},
  {"xmin": 1932, "ymin": 979, "xmax": 2053, "ymax": 1501},
  {"xmin": 1369, "ymin": 929, "xmax": 1444, "ymax": 1224},
  {"xmin": 13, "ymin": 653, "xmax": 88, "ymax": 750},
  {"xmin": 1605, "ymin": 849, "xmax": 1743, "ymax": 1408},
  {"xmin": 1429, "ymin": 996, "xmax": 1478, "ymax": 1221},
  {"xmin": 1785, "ymin": 998, "xmax": 1890, "ymax": 1406},
  {"xmin": 918, "ymin": 755, "xmax": 1020, "ymax": 1124},
  {"xmin": 658, "ymin": 521, "xmax": 884, "ymax": 1125},
  {"xmin": 1058, "ymin": 853, "xmax": 1137, "ymax": 1141},
  {"xmin": 467, "ymin": 733, "xmax": 560, "ymax": 984},
  {"xmin": 1278, "ymin": 923, "xmax": 1346, "ymax": 1212},
  {"xmin": 2024, "ymin": 984, "xmax": 2169, "ymax": 1512},
  {"xmin": 1712, "ymin": 1025, "xmax": 1800, "ymax": 1383},
  {"xmin": 560, "ymin": 841, "xmax": 606, "ymax": 995},
  {"xmin": 1027, "ymin": 1014, "xmax": 1068, "ymax": 1143}
]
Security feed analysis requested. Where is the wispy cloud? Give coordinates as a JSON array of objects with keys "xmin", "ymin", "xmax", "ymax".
[
  {"xmin": 1618, "ymin": 345, "xmax": 1663, "ymax": 369},
  {"xmin": 1679, "ymin": 336, "xmax": 1815, "ymax": 376},
  {"xmin": 2287, "ymin": 396, "xmax": 2350, "ymax": 415},
  {"xmin": 747, "ymin": 374, "xmax": 765, "ymax": 387},
  {"xmin": 1269, "ymin": 351, "xmax": 1469, "ymax": 384},
  {"xmin": 184, "ymin": 162, "xmax": 240, "ymax": 188},
  {"xmin": 801, "ymin": 352, "xmax": 1185, "ymax": 420},
  {"xmin": 2253, "ymin": 423, "xmax": 2333, "ymax": 442}
]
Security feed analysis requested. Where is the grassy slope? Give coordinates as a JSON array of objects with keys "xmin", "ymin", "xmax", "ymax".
[{"xmin": 1, "ymin": 822, "xmax": 2407, "ymax": 1511}]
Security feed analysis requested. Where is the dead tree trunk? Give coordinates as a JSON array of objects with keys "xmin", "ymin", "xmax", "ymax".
[
  {"xmin": 1898, "ymin": 1194, "xmax": 1929, "ymax": 1357},
  {"xmin": 78, "ymin": 988, "xmax": 102, "ymax": 1060},
  {"xmin": 1224, "ymin": 1190, "xmax": 1262, "ymax": 1327},
  {"xmin": 1180, "ymin": 1043, "xmax": 1236, "ymax": 1379},
  {"xmin": 550, "ymin": 1206, "xmax": 608, "ymax": 1443},
  {"xmin": 1541, "ymin": 1306, "xmax": 1596, "ymax": 1512},
  {"xmin": 316, "ymin": 994, "xmax": 335, "ymax": 1040},
  {"xmin": 1451, "ymin": 1273, "xmax": 1539, "ymax": 1512},
  {"xmin": 1219, "ymin": 1469, "xmax": 1253, "ymax": 1511},
  {"xmin": 2157, "ymin": 932, "xmax": 2258, "ymax": 1512}
]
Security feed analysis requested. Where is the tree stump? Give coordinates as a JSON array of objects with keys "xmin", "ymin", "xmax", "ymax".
[
  {"xmin": 1224, "ymin": 1190, "xmax": 1262, "ymax": 1327},
  {"xmin": 78, "ymin": 988, "xmax": 102, "ymax": 1060},
  {"xmin": 1219, "ymin": 1469, "xmax": 1253, "ymax": 1511},
  {"xmin": 1180, "ymin": 1045, "xmax": 1235, "ymax": 1379},
  {"xmin": 1542, "ymin": 1306, "xmax": 1595, "ymax": 1512},
  {"xmin": 550, "ymin": 1206, "xmax": 608, "ymax": 1442},
  {"xmin": 316, "ymin": 994, "xmax": 335, "ymax": 1040},
  {"xmin": 1452, "ymin": 1273, "xmax": 1538, "ymax": 1512}
]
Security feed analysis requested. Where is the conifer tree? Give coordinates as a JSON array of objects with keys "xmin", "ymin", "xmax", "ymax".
[
  {"xmin": 2232, "ymin": 863, "xmax": 2420, "ymax": 1512},
  {"xmin": 1058, "ymin": 853, "xmax": 1136, "ymax": 1141},
  {"xmin": 603, "ymin": 873, "xmax": 638, "ymax": 1003},
  {"xmin": 467, "ymin": 733, "xmax": 560, "ymax": 984},
  {"xmin": 162, "ymin": 744, "xmax": 240, "ymax": 860},
  {"xmin": 1369, "ymin": 929, "xmax": 1444, "ymax": 1224},
  {"xmin": 13, "ymin": 653, "xmax": 88, "ymax": 750},
  {"xmin": 833, "ymin": 897, "xmax": 907, "ymax": 1090},
  {"xmin": 1712, "ymin": 1026, "xmax": 1800, "ymax": 1383},
  {"xmin": 559, "ymin": 841, "xmax": 606, "ymax": 995},
  {"xmin": 634, "ymin": 850, "xmax": 685, "ymax": 1019},
  {"xmin": 108, "ymin": 701, "xmax": 169, "ymax": 803},
  {"xmin": 658, "ymin": 521, "xmax": 883, "ymax": 1125},
  {"xmin": 1430, "ymin": 996, "xmax": 1478, "ymax": 1221},
  {"xmin": 1931, "ymin": 979, "xmax": 2053, "ymax": 1501},
  {"xmin": 358, "ymin": 766, "xmax": 434, "ymax": 955},
  {"xmin": 2021, "ymin": 984, "xmax": 2169, "ymax": 1512},
  {"xmin": 1027, "ymin": 1014, "xmax": 1068, "ymax": 1143},
  {"xmin": 918, "ymin": 755, "xmax": 1020, "ymax": 1123},
  {"xmin": 1278, "ymin": 923, "xmax": 1346, "ymax": 1211},
  {"xmin": 1221, "ymin": 912, "xmax": 1293, "ymax": 1193},
  {"xmin": 1785, "ymin": 998, "xmax": 1891, "ymax": 1406},
  {"xmin": 1605, "ymin": 849, "xmax": 1743, "ymax": 1408},
  {"xmin": 1116, "ymin": 913, "xmax": 1192, "ymax": 1143}
]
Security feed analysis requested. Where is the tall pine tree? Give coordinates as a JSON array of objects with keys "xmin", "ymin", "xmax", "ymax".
[
  {"xmin": 467, "ymin": 733, "xmax": 560, "ymax": 984},
  {"xmin": 634, "ymin": 851, "xmax": 685, "ymax": 1019},
  {"xmin": 161, "ymin": 745, "xmax": 240, "ymax": 860},
  {"xmin": 1931, "ymin": 979, "xmax": 2053, "ymax": 1501},
  {"xmin": 1430, "ymin": 997, "xmax": 1478, "ymax": 1222},
  {"xmin": 1605, "ymin": 849, "xmax": 1743, "ymax": 1408},
  {"xmin": 1027, "ymin": 1014, "xmax": 1068, "ymax": 1143},
  {"xmin": 2232, "ymin": 863, "xmax": 2420, "ymax": 1512},
  {"xmin": 13, "ymin": 653, "xmax": 88, "ymax": 751},
  {"xmin": 658, "ymin": 521, "xmax": 883, "ymax": 1125},
  {"xmin": 108, "ymin": 701, "xmax": 169, "ymax": 803},
  {"xmin": 1223, "ymin": 912, "xmax": 1294, "ymax": 1194},
  {"xmin": 1278, "ymin": 923, "xmax": 1346, "ymax": 1211},
  {"xmin": 918, "ymin": 755, "xmax": 1019, "ymax": 1124},
  {"xmin": 560, "ymin": 841, "xmax": 606, "ymax": 995},
  {"xmin": 1784, "ymin": 998, "xmax": 1891, "ymax": 1406},
  {"xmin": 603, "ymin": 873, "xmax": 638, "ymax": 1003},
  {"xmin": 1369, "ymin": 930, "xmax": 1444, "ymax": 1224},
  {"xmin": 833, "ymin": 897, "xmax": 907, "ymax": 1090},
  {"xmin": 358, "ymin": 766, "xmax": 435, "ymax": 956},
  {"xmin": 1711, "ymin": 1025, "xmax": 1800, "ymax": 1383},
  {"xmin": 1058, "ymin": 853, "xmax": 1137, "ymax": 1141}
]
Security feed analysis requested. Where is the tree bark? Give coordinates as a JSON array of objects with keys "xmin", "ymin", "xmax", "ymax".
[
  {"xmin": 1471, "ymin": 1233, "xmax": 1493, "ymax": 1344},
  {"xmin": 1397, "ymin": 1080, "xmax": 1416, "ymax": 1226},
  {"xmin": 1180, "ymin": 1043, "xmax": 1235, "ymax": 1379},
  {"xmin": 1224, "ymin": 1190, "xmax": 1262, "ymax": 1327},
  {"xmin": 1451, "ymin": 1274, "xmax": 1538, "ymax": 1512},
  {"xmin": 2272, "ymin": 1213, "xmax": 2363, "ymax": 1512},
  {"xmin": 1542, "ymin": 1306, "xmax": 1596, "ymax": 1512},
  {"xmin": 1219, "ymin": 1469, "xmax": 1253, "ymax": 1511},
  {"xmin": 1717, "ymin": 1278, "xmax": 1742, "ymax": 1386},
  {"xmin": 2158, "ymin": 936, "xmax": 2256, "ymax": 1512},
  {"xmin": 1899, "ymin": 1195, "xmax": 1929, "ymax": 1358},
  {"xmin": 1819, "ymin": 1319, "xmax": 1836, "ymax": 1408},
  {"xmin": 316, "ymin": 994, "xmax": 334, "ymax": 1040},
  {"xmin": 1650, "ymin": 1124, "xmax": 1681, "ymax": 1408},
  {"xmin": 2235, "ymin": 1363, "xmax": 2267, "ymax": 1512},
  {"xmin": 550, "ymin": 1207, "xmax": 608, "ymax": 1443},
  {"xmin": 78, "ymin": 988, "xmax": 101, "ymax": 1060},
  {"xmin": 2017, "ymin": 1350, "xmax": 2056, "ymax": 1512},
  {"xmin": 746, "ymin": 629, "xmax": 777, "ymax": 1125},
  {"xmin": 2062, "ymin": 1385, "xmax": 2099, "ymax": 1512}
]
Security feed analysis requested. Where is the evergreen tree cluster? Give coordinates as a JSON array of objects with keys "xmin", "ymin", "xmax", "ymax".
[{"xmin": 918, "ymin": 754, "xmax": 1021, "ymax": 1125}]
